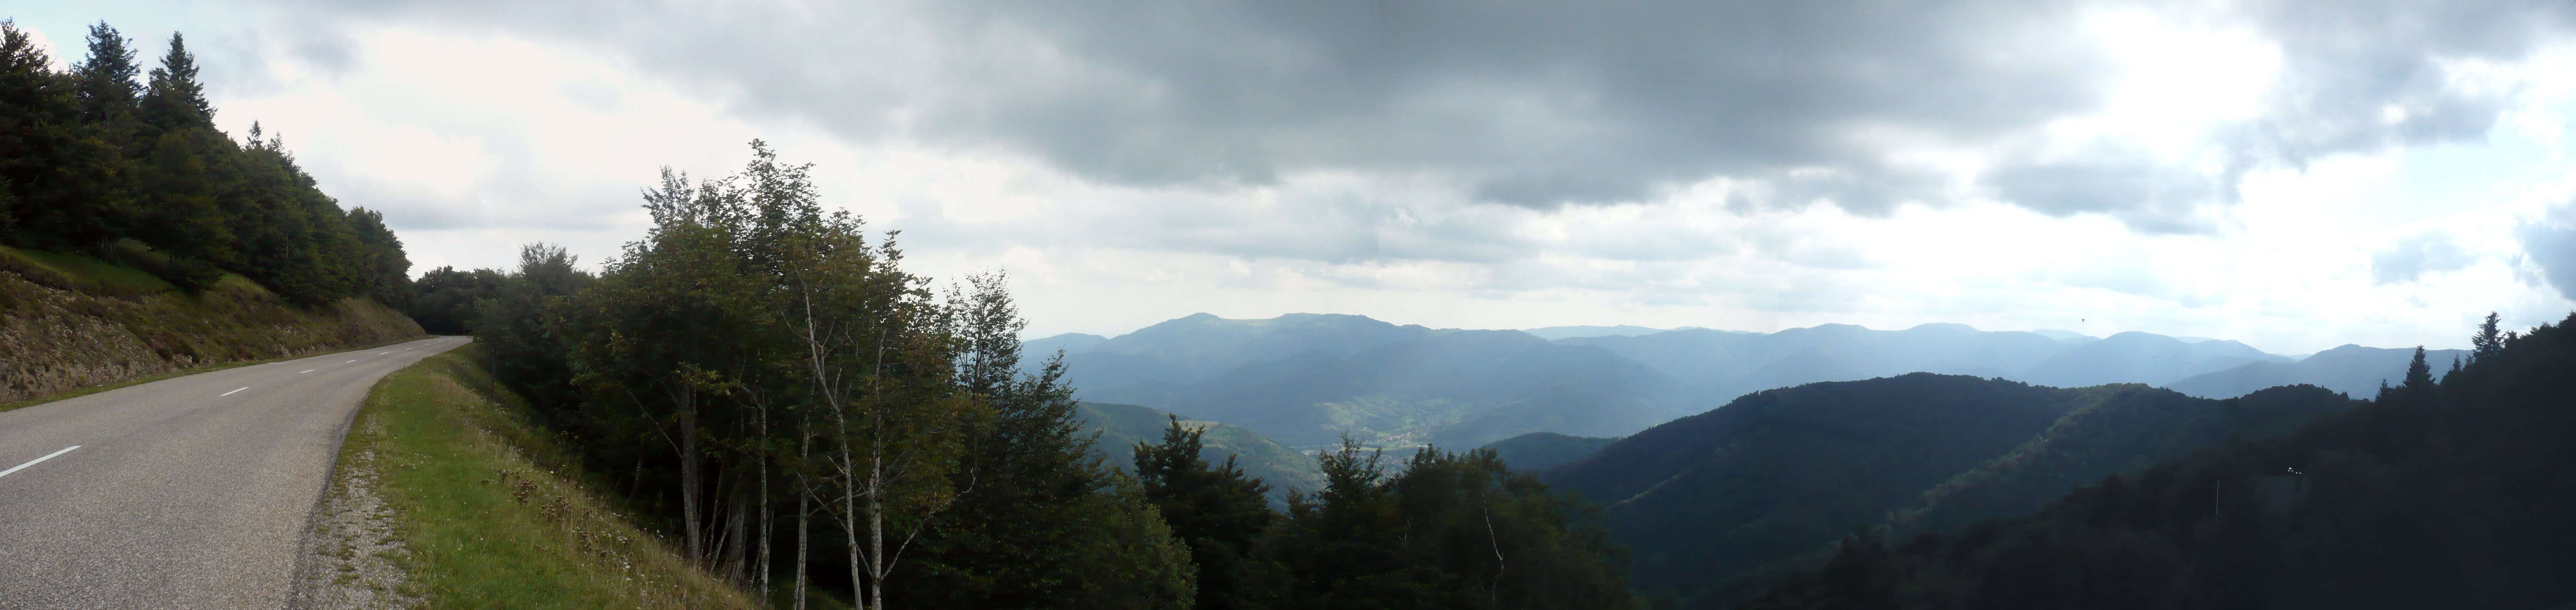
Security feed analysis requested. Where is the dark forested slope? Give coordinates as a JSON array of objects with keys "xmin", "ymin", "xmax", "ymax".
[
  {"xmin": 1546, "ymin": 373, "xmax": 2352, "ymax": 608},
  {"xmin": 1481, "ymin": 431, "xmax": 1621, "ymax": 472},
  {"xmin": 1742, "ymin": 319, "xmax": 2576, "ymax": 610},
  {"xmin": 0, "ymin": 24, "xmax": 408, "ymax": 305},
  {"xmin": 1, "ymin": 22, "xmax": 422, "ymax": 402}
]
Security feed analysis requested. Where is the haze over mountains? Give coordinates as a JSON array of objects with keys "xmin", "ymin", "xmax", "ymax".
[{"xmin": 1026, "ymin": 313, "xmax": 2455, "ymax": 451}]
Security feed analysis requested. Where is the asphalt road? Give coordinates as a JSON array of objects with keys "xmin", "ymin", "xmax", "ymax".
[{"xmin": 0, "ymin": 336, "xmax": 466, "ymax": 609}]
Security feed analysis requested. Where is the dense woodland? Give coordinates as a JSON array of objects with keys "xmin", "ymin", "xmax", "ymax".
[
  {"xmin": 454, "ymin": 144, "xmax": 1643, "ymax": 609},
  {"xmin": 0, "ymin": 22, "xmax": 408, "ymax": 305},
  {"xmin": 1740, "ymin": 315, "xmax": 2576, "ymax": 609},
  {"xmin": 1539, "ymin": 372, "xmax": 2354, "ymax": 608}
]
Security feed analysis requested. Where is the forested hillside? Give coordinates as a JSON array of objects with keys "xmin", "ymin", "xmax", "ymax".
[
  {"xmin": 449, "ymin": 144, "xmax": 1643, "ymax": 608},
  {"xmin": 1740, "ymin": 316, "xmax": 2576, "ymax": 610},
  {"xmin": 1544, "ymin": 374, "xmax": 2352, "ymax": 608},
  {"xmin": 1480, "ymin": 432, "xmax": 1621, "ymax": 472},
  {"xmin": 1079, "ymin": 401, "xmax": 1325, "ymax": 504},
  {"xmin": 0, "ymin": 21, "xmax": 420, "ymax": 402},
  {"xmin": 0, "ymin": 23, "xmax": 408, "ymax": 304}
]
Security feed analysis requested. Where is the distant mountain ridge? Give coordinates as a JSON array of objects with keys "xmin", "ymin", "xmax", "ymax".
[
  {"xmin": 2163, "ymin": 343, "xmax": 2464, "ymax": 398},
  {"xmin": 1028, "ymin": 313, "xmax": 2442, "ymax": 451}
]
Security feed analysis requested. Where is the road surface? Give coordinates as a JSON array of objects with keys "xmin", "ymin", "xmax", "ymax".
[{"xmin": 0, "ymin": 336, "xmax": 466, "ymax": 609}]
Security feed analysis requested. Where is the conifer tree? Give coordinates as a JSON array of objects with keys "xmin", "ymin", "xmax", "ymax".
[
  {"xmin": 2403, "ymin": 346, "xmax": 2434, "ymax": 391},
  {"xmin": 1135, "ymin": 415, "xmax": 1276, "ymax": 610},
  {"xmin": 71, "ymin": 22, "xmax": 140, "ymax": 124},
  {"xmin": 2473, "ymin": 312, "xmax": 2505, "ymax": 361},
  {"xmin": 139, "ymin": 32, "xmax": 211, "ymax": 135}
]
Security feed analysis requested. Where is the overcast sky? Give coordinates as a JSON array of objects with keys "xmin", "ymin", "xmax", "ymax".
[{"xmin": 16, "ymin": 0, "xmax": 2576, "ymax": 352}]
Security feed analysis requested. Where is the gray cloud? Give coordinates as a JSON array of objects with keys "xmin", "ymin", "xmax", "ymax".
[
  {"xmin": 2518, "ymin": 202, "xmax": 2576, "ymax": 300},
  {"xmin": 256, "ymin": 0, "xmax": 2576, "ymax": 237},
  {"xmin": 2371, "ymin": 231, "xmax": 2473, "ymax": 285}
]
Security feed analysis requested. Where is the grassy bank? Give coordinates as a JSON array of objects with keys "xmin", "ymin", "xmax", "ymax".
[
  {"xmin": 313, "ymin": 345, "xmax": 754, "ymax": 608},
  {"xmin": 0, "ymin": 246, "xmax": 423, "ymax": 405}
]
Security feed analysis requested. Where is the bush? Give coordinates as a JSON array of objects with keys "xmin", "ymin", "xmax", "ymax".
[{"xmin": 103, "ymin": 239, "xmax": 223, "ymax": 291}]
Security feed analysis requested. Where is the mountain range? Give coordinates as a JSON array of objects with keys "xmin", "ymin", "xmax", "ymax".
[{"xmin": 1028, "ymin": 313, "xmax": 2451, "ymax": 451}]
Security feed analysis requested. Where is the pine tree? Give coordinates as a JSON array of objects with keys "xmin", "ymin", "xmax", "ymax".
[
  {"xmin": 71, "ymin": 22, "xmax": 140, "ymax": 124},
  {"xmin": 2473, "ymin": 312, "xmax": 2505, "ymax": 361},
  {"xmin": 1135, "ymin": 415, "xmax": 1277, "ymax": 610},
  {"xmin": 0, "ymin": 20, "xmax": 123, "ymax": 250},
  {"xmin": 139, "ymin": 32, "xmax": 212, "ymax": 136},
  {"xmin": 2403, "ymin": 346, "xmax": 2434, "ymax": 391}
]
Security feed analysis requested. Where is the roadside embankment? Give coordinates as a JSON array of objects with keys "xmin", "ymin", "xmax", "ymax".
[
  {"xmin": 0, "ymin": 246, "xmax": 422, "ymax": 406},
  {"xmin": 297, "ymin": 346, "xmax": 754, "ymax": 609}
]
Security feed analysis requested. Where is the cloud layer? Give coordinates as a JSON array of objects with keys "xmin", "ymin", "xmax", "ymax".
[
  {"xmin": 19, "ymin": 0, "xmax": 2576, "ymax": 352},
  {"xmin": 255, "ymin": 0, "xmax": 2573, "ymax": 230}
]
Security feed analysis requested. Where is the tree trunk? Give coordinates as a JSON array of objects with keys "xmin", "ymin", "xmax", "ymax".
[
  {"xmin": 725, "ymin": 494, "xmax": 750, "ymax": 583},
  {"xmin": 794, "ymin": 422, "xmax": 812, "ymax": 610},
  {"xmin": 679, "ymin": 398, "xmax": 705, "ymax": 565},
  {"xmin": 868, "ymin": 404, "xmax": 887, "ymax": 610},
  {"xmin": 757, "ymin": 406, "xmax": 773, "ymax": 603}
]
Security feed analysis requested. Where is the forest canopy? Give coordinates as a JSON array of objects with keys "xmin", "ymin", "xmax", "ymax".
[
  {"xmin": 454, "ymin": 142, "xmax": 1645, "ymax": 609},
  {"xmin": 0, "ymin": 21, "xmax": 408, "ymax": 305}
]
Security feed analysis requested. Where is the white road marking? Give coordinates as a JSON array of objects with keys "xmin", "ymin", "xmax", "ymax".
[
  {"xmin": 378, "ymin": 352, "xmax": 388, "ymax": 354},
  {"xmin": 221, "ymin": 387, "xmax": 248, "ymax": 396},
  {"xmin": 0, "ymin": 446, "xmax": 81, "ymax": 479},
  {"xmin": 298, "ymin": 369, "xmax": 315, "ymax": 374},
  {"xmin": 345, "ymin": 360, "xmax": 357, "ymax": 363}
]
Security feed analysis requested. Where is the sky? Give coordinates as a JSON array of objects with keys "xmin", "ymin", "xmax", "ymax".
[{"xmin": 14, "ymin": 0, "xmax": 2576, "ymax": 354}]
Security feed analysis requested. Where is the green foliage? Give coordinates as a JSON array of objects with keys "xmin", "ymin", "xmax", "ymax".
[
  {"xmin": 1137, "ymin": 415, "xmax": 1277, "ymax": 610},
  {"xmin": 1083, "ymin": 401, "xmax": 1326, "ymax": 503},
  {"xmin": 0, "ymin": 20, "xmax": 411, "ymax": 306},
  {"xmin": 1254, "ymin": 441, "xmax": 1642, "ymax": 610},
  {"xmin": 1738, "ymin": 312, "xmax": 2576, "ymax": 609},
  {"xmin": 0, "ymin": 244, "xmax": 177, "ymax": 296},
  {"xmin": 469, "ymin": 143, "xmax": 1200, "ymax": 609},
  {"xmin": 409, "ymin": 265, "xmax": 506, "ymax": 335}
]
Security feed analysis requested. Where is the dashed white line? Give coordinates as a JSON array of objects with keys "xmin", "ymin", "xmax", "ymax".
[
  {"xmin": 345, "ymin": 360, "xmax": 357, "ymax": 363},
  {"xmin": 298, "ymin": 369, "xmax": 315, "ymax": 374},
  {"xmin": 0, "ymin": 446, "xmax": 80, "ymax": 479},
  {"xmin": 221, "ymin": 387, "xmax": 248, "ymax": 396}
]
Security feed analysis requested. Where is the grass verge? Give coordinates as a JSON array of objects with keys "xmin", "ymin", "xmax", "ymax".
[
  {"xmin": 322, "ymin": 345, "xmax": 755, "ymax": 609},
  {"xmin": 0, "ymin": 244, "xmax": 178, "ymax": 297}
]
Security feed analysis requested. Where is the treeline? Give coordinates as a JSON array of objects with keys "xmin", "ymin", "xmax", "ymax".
[
  {"xmin": 0, "ymin": 21, "xmax": 408, "ymax": 305},
  {"xmin": 454, "ymin": 142, "xmax": 1641, "ymax": 609},
  {"xmin": 1741, "ymin": 313, "xmax": 2576, "ymax": 609}
]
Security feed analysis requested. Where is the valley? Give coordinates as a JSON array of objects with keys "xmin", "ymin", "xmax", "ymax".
[{"xmin": 1034, "ymin": 312, "xmax": 2454, "ymax": 454}]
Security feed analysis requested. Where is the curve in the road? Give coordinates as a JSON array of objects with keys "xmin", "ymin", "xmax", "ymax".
[{"xmin": 0, "ymin": 336, "xmax": 467, "ymax": 609}]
